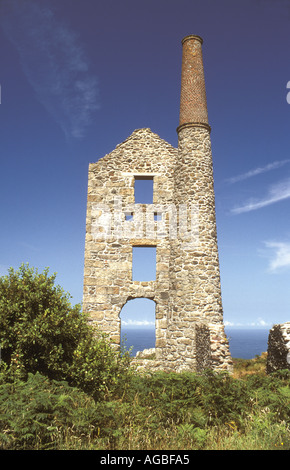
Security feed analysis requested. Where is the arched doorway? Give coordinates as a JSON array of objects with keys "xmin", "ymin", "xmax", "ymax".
[{"xmin": 120, "ymin": 298, "xmax": 156, "ymax": 356}]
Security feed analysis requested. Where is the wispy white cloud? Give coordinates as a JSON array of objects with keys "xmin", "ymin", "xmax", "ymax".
[
  {"xmin": 0, "ymin": 0, "xmax": 99, "ymax": 140},
  {"xmin": 250, "ymin": 318, "xmax": 270, "ymax": 327},
  {"xmin": 231, "ymin": 177, "xmax": 290, "ymax": 214},
  {"xmin": 224, "ymin": 321, "xmax": 236, "ymax": 327},
  {"xmin": 225, "ymin": 319, "xmax": 271, "ymax": 328},
  {"xmin": 264, "ymin": 241, "xmax": 290, "ymax": 272},
  {"xmin": 226, "ymin": 160, "xmax": 290, "ymax": 184}
]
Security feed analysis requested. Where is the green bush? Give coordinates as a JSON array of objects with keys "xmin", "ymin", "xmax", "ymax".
[
  {"xmin": 0, "ymin": 264, "xmax": 84, "ymax": 378},
  {"xmin": 0, "ymin": 365, "xmax": 289, "ymax": 450},
  {"xmin": 0, "ymin": 372, "xmax": 99, "ymax": 449},
  {"xmin": 0, "ymin": 264, "xmax": 132, "ymax": 400},
  {"xmin": 120, "ymin": 370, "xmax": 251, "ymax": 428},
  {"xmin": 0, "ymin": 264, "xmax": 289, "ymax": 450},
  {"xmin": 87, "ymin": 367, "xmax": 289, "ymax": 450}
]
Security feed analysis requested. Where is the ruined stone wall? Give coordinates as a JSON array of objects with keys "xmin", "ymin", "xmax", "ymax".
[
  {"xmin": 83, "ymin": 128, "xmax": 177, "ymax": 360},
  {"xmin": 267, "ymin": 322, "xmax": 290, "ymax": 373},
  {"xmin": 83, "ymin": 125, "xmax": 232, "ymax": 372},
  {"xmin": 82, "ymin": 35, "xmax": 233, "ymax": 373}
]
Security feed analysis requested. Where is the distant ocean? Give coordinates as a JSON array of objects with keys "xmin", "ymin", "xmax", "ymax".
[{"xmin": 121, "ymin": 328, "xmax": 269, "ymax": 360}]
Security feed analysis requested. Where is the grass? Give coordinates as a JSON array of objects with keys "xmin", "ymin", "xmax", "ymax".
[
  {"xmin": 1, "ymin": 352, "xmax": 289, "ymax": 451},
  {"xmin": 232, "ymin": 352, "xmax": 268, "ymax": 378}
]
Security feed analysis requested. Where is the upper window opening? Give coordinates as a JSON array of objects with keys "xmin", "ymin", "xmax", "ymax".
[
  {"xmin": 132, "ymin": 246, "xmax": 156, "ymax": 281},
  {"xmin": 134, "ymin": 176, "xmax": 153, "ymax": 204}
]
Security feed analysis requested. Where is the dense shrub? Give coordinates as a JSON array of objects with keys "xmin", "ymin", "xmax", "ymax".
[
  {"xmin": 0, "ymin": 264, "xmax": 84, "ymax": 378},
  {"xmin": 119, "ymin": 370, "xmax": 250, "ymax": 428},
  {"xmin": 0, "ymin": 264, "xmax": 131, "ymax": 400},
  {"xmin": 0, "ymin": 264, "xmax": 289, "ymax": 450},
  {"xmin": 0, "ymin": 372, "xmax": 99, "ymax": 449},
  {"xmin": 0, "ymin": 362, "xmax": 289, "ymax": 450}
]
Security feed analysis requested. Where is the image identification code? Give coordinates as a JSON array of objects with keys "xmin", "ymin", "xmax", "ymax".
[{"xmin": 100, "ymin": 453, "xmax": 190, "ymax": 466}]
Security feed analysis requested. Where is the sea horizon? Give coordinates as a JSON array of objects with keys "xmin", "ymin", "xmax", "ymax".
[{"xmin": 121, "ymin": 326, "xmax": 270, "ymax": 359}]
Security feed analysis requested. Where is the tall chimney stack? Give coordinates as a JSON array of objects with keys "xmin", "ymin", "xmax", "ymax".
[
  {"xmin": 178, "ymin": 35, "xmax": 210, "ymax": 132},
  {"xmin": 166, "ymin": 35, "xmax": 232, "ymax": 373}
]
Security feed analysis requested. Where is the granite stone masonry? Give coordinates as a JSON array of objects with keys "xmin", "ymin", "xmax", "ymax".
[
  {"xmin": 267, "ymin": 322, "xmax": 290, "ymax": 373},
  {"xmin": 83, "ymin": 35, "xmax": 233, "ymax": 373}
]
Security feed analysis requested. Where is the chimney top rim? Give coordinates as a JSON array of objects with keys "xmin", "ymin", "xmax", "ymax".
[{"xmin": 181, "ymin": 35, "xmax": 203, "ymax": 45}]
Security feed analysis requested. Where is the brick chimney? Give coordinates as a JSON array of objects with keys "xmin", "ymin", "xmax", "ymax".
[{"xmin": 177, "ymin": 35, "xmax": 210, "ymax": 132}]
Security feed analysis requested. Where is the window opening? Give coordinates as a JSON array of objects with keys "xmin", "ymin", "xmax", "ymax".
[
  {"xmin": 154, "ymin": 212, "xmax": 162, "ymax": 221},
  {"xmin": 134, "ymin": 176, "xmax": 153, "ymax": 204},
  {"xmin": 120, "ymin": 298, "xmax": 156, "ymax": 357},
  {"xmin": 132, "ymin": 246, "xmax": 156, "ymax": 281},
  {"xmin": 125, "ymin": 212, "xmax": 134, "ymax": 221}
]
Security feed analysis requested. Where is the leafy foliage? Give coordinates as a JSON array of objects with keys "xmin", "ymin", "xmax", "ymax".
[
  {"xmin": 0, "ymin": 372, "xmax": 99, "ymax": 449},
  {"xmin": 0, "ymin": 365, "xmax": 289, "ymax": 450},
  {"xmin": 0, "ymin": 264, "xmax": 132, "ymax": 400},
  {"xmin": 0, "ymin": 264, "xmax": 289, "ymax": 450},
  {"xmin": 0, "ymin": 264, "xmax": 84, "ymax": 378}
]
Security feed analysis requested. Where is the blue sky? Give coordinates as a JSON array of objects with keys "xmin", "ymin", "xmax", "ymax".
[{"xmin": 0, "ymin": 0, "xmax": 290, "ymax": 330}]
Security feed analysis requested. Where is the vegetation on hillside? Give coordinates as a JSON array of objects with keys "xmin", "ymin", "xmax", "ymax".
[
  {"xmin": 0, "ymin": 264, "xmax": 132, "ymax": 400},
  {"xmin": 0, "ymin": 264, "xmax": 289, "ymax": 450}
]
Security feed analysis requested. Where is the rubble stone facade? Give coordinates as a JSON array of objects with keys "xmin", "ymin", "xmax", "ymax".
[
  {"xmin": 267, "ymin": 322, "xmax": 290, "ymax": 373},
  {"xmin": 83, "ymin": 35, "xmax": 232, "ymax": 372}
]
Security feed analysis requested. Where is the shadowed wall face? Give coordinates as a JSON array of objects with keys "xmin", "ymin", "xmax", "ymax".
[{"xmin": 267, "ymin": 322, "xmax": 290, "ymax": 373}]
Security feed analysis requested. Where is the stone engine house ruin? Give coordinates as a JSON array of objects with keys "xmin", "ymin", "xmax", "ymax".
[{"xmin": 83, "ymin": 35, "xmax": 233, "ymax": 372}]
